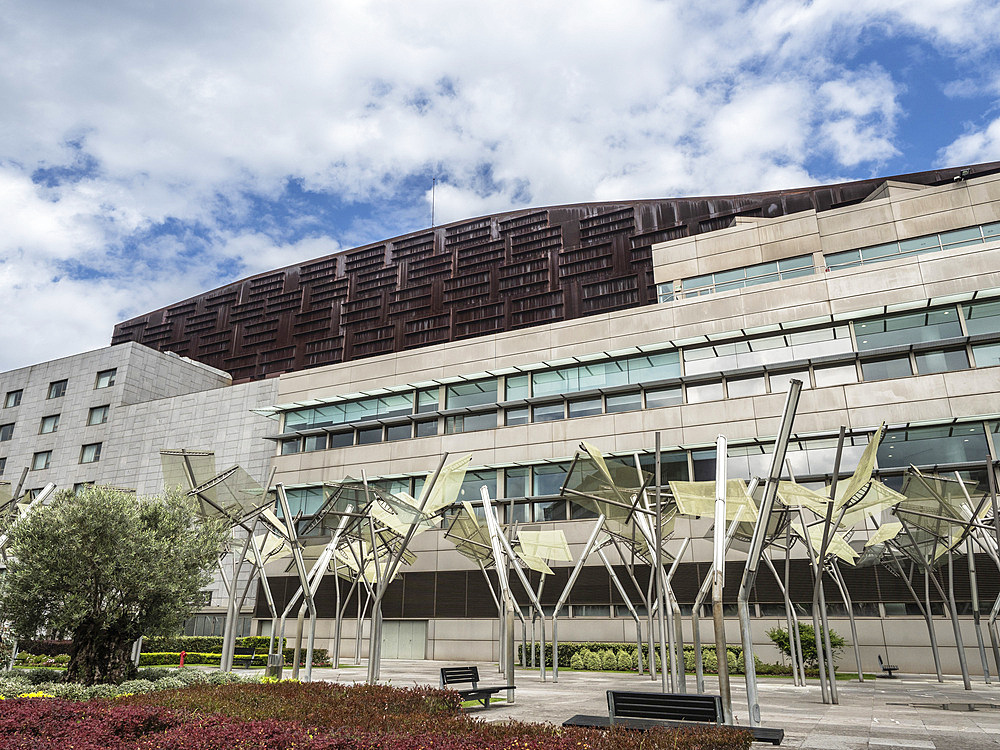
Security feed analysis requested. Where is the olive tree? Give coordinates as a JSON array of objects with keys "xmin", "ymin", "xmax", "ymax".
[{"xmin": 0, "ymin": 486, "xmax": 228, "ymax": 684}]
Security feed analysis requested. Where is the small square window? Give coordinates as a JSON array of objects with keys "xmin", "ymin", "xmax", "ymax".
[
  {"xmin": 0, "ymin": 456, "xmax": 6, "ymax": 474},
  {"xmin": 356, "ymin": 426, "xmax": 382, "ymax": 445},
  {"xmin": 88, "ymin": 405, "xmax": 110, "ymax": 426},
  {"xmin": 47, "ymin": 380, "xmax": 67, "ymax": 399},
  {"xmin": 532, "ymin": 402, "xmax": 565, "ymax": 422},
  {"xmin": 80, "ymin": 443, "xmax": 102, "ymax": 464},
  {"xmin": 73, "ymin": 482, "xmax": 94, "ymax": 495},
  {"xmin": 644, "ymin": 386, "xmax": 682, "ymax": 409},
  {"xmin": 280, "ymin": 438, "xmax": 301, "ymax": 455},
  {"xmin": 385, "ymin": 423, "xmax": 412, "ymax": 442},
  {"xmin": 415, "ymin": 419, "xmax": 438, "ymax": 437},
  {"xmin": 329, "ymin": 431, "xmax": 354, "ymax": 448},
  {"xmin": 915, "ymin": 348, "xmax": 969, "ymax": 374},
  {"xmin": 444, "ymin": 412, "xmax": 498, "ymax": 434},
  {"xmin": 0, "ymin": 423, "xmax": 13, "ymax": 441},
  {"xmin": 505, "ymin": 407, "xmax": 529, "ymax": 426},
  {"xmin": 4, "ymin": 390, "xmax": 22, "ymax": 408},
  {"xmin": 605, "ymin": 392, "xmax": 642, "ymax": 413},
  {"xmin": 860, "ymin": 356, "xmax": 912, "ymax": 382},
  {"xmin": 95, "ymin": 369, "xmax": 117, "ymax": 389},
  {"xmin": 39, "ymin": 414, "xmax": 60, "ymax": 434},
  {"xmin": 303, "ymin": 434, "xmax": 327, "ymax": 452},
  {"xmin": 567, "ymin": 397, "xmax": 602, "ymax": 419},
  {"xmin": 32, "ymin": 450, "xmax": 52, "ymax": 470}
]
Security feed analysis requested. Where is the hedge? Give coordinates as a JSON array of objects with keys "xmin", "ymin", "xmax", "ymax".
[
  {"xmin": 137, "ymin": 649, "xmax": 329, "ymax": 668},
  {"xmin": 18, "ymin": 636, "xmax": 286, "ymax": 658}
]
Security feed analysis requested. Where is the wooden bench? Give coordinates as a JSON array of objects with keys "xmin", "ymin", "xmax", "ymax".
[
  {"xmin": 878, "ymin": 654, "xmax": 899, "ymax": 678},
  {"xmin": 440, "ymin": 666, "xmax": 515, "ymax": 708},
  {"xmin": 563, "ymin": 690, "xmax": 784, "ymax": 745},
  {"xmin": 232, "ymin": 647, "xmax": 256, "ymax": 669}
]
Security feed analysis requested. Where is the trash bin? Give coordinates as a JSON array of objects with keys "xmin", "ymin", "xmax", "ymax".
[{"xmin": 265, "ymin": 653, "xmax": 284, "ymax": 679}]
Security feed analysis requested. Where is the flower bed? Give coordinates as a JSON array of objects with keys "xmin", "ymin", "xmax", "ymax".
[{"xmin": 1, "ymin": 681, "xmax": 754, "ymax": 750}]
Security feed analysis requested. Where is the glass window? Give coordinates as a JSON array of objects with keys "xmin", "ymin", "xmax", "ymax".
[
  {"xmin": 356, "ymin": 426, "xmax": 382, "ymax": 445},
  {"xmin": 282, "ymin": 487, "xmax": 325, "ymax": 516},
  {"xmin": 80, "ymin": 443, "xmax": 102, "ymax": 464},
  {"xmin": 303, "ymin": 434, "xmax": 327, "ymax": 452},
  {"xmin": 533, "ymin": 499, "xmax": 567, "ymax": 522},
  {"xmin": 505, "ymin": 502, "xmax": 530, "ymax": 523},
  {"xmin": 385, "ymin": 423, "xmax": 412, "ymax": 442},
  {"xmin": 416, "ymin": 388, "xmax": 439, "ymax": 413},
  {"xmin": 414, "ymin": 419, "xmax": 438, "ymax": 437},
  {"xmin": 726, "ymin": 376, "xmax": 766, "ymax": 398},
  {"xmin": 280, "ymin": 438, "xmax": 301, "ymax": 455},
  {"xmin": 4, "ymin": 390, "xmax": 21, "ymax": 408},
  {"xmin": 570, "ymin": 502, "xmax": 600, "ymax": 520},
  {"xmin": 813, "ymin": 364, "xmax": 857, "ymax": 387},
  {"xmin": 95, "ymin": 368, "xmax": 117, "ymax": 389},
  {"xmin": 691, "ymin": 449, "xmax": 715, "ymax": 481},
  {"xmin": 683, "ymin": 343, "xmax": 741, "ymax": 375},
  {"xmin": 605, "ymin": 391, "xmax": 641, "ymax": 413},
  {"xmin": 88, "ymin": 405, "xmax": 110, "ymax": 425},
  {"xmin": 639, "ymin": 451, "xmax": 690, "ymax": 482},
  {"xmin": 626, "ymin": 352, "xmax": 681, "ymax": 383},
  {"xmin": 533, "ymin": 402, "xmax": 565, "ymax": 422},
  {"xmin": 573, "ymin": 605, "xmax": 611, "ymax": 617},
  {"xmin": 0, "ymin": 423, "xmax": 13, "ymax": 441},
  {"xmin": 505, "ymin": 406, "xmax": 529, "ymax": 426},
  {"xmin": 531, "ymin": 368, "xmax": 570, "ymax": 397},
  {"xmin": 446, "ymin": 379, "xmax": 498, "ymax": 408},
  {"xmin": 504, "ymin": 467, "xmax": 530, "ymax": 498},
  {"xmin": 0, "ymin": 456, "xmax": 6, "ymax": 474},
  {"xmin": 444, "ymin": 411, "xmax": 497, "ymax": 434},
  {"xmin": 878, "ymin": 423, "xmax": 987, "ymax": 468},
  {"xmin": 39, "ymin": 414, "xmax": 59, "ymax": 434},
  {"xmin": 644, "ymin": 386, "xmax": 682, "ymax": 409},
  {"xmin": 825, "ymin": 248, "xmax": 862, "ymax": 270},
  {"xmin": 973, "ymin": 342, "xmax": 1000, "ymax": 368},
  {"xmin": 964, "ymin": 299, "xmax": 1000, "ymax": 336},
  {"xmin": 329, "ymin": 431, "xmax": 353, "ymax": 448},
  {"xmin": 915, "ymin": 348, "xmax": 969, "ymax": 374},
  {"xmin": 532, "ymin": 463, "xmax": 568, "ymax": 496},
  {"xmin": 860, "ymin": 356, "xmax": 912, "ymax": 381},
  {"xmin": 377, "ymin": 394, "xmax": 413, "ymax": 418},
  {"xmin": 47, "ymin": 380, "xmax": 67, "ymax": 399},
  {"xmin": 458, "ymin": 470, "xmax": 497, "ymax": 503},
  {"xmin": 505, "ymin": 375, "xmax": 531, "ymax": 400},
  {"xmin": 769, "ymin": 369, "xmax": 810, "ymax": 393},
  {"xmin": 32, "ymin": 451, "xmax": 52, "ymax": 470},
  {"xmin": 854, "ymin": 308, "xmax": 961, "ymax": 350},
  {"xmin": 657, "ymin": 282, "xmax": 675, "ymax": 303},
  {"xmin": 686, "ymin": 381, "xmax": 724, "ymax": 403},
  {"xmin": 567, "ymin": 396, "xmax": 602, "ymax": 418}
]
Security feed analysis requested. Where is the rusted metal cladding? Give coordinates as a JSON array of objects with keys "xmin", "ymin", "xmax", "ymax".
[{"xmin": 111, "ymin": 165, "xmax": 996, "ymax": 381}]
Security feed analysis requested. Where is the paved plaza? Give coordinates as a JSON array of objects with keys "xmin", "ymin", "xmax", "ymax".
[{"xmin": 299, "ymin": 660, "xmax": 1000, "ymax": 749}]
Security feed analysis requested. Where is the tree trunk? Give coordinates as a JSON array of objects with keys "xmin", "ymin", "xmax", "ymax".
[{"xmin": 66, "ymin": 618, "xmax": 138, "ymax": 685}]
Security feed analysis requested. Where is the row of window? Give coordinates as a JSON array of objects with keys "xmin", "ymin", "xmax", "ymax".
[
  {"xmin": 0, "ymin": 442, "xmax": 103, "ymax": 476},
  {"xmin": 279, "ymin": 420, "xmax": 999, "ymax": 519},
  {"xmin": 0, "ymin": 406, "xmax": 110, "ymax": 445},
  {"xmin": 531, "ymin": 602, "xmax": 956, "ymax": 619},
  {"xmin": 2, "ymin": 369, "xmax": 116, "ymax": 410},
  {"xmin": 277, "ymin": 298, "xmax": 1000, "ymax": 455},
  {"xmin": 656, "ymin": 220, "xmax": 1000, "ymax": 304}
]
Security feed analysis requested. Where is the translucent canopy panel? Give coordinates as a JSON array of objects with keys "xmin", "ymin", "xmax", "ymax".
[
  {"xmin": 415, "ymin": 454, "xmax": 473, "ymax": 516},
  {"xmin": 244, "ymin": 529, "xmax": 286, "ymax": 563},
  {"xmin": 368, "ymin": 488, "xmax": 440, "ymax": 537},
  {"xmin": 602, "ymin": 516, "xmax": 676, "ymax": 565},
  {"xmin": 517, "ymin": 529, "xmax": 572, "ymax": 562},
  {"xmin": 834, "ymin": 424, "xmax": 885, "ymax": 510},
  {"xmin": 186, "ymin": 465, "xmax": 269, "ymax": 524},
  {"xmin": 895, "ymin": 472, "xmax": 982, "ymax": 547},
  {"xmin": 296, "ymin": 482, "xmax": 372, "ymax": 537},
  {"xmin": 794, "ymin": 521, "xmax": 859, "ymax": 564},
  {"xmin": 836, "ymin": 481, "xmax": 905, "ymax": 528},
  {"xmin": 444, "ymin": 502, "xmax": 495, "ymax": 565},
  {"xmin": 160, "ymin": 449, "xmax": 217, "ymax": 491},
  {"xmin": 865, "ymin": 521, "xmax": 903, "ymax": 547},
  {"xmin": 563, "ymin": 442, "xmax": 653, "ymax": 524},
  {"xmin": 670, "ymin": 479, "xmax": 755, "ymax": 521},
  {"xmin": 776, "ymin": 482, "xmax": 830, "ymax": 515}
]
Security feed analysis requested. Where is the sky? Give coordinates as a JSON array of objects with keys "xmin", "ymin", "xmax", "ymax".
[{"xmin": 2, "ymin": 0, "xmax": 1000, "ymax": 373}]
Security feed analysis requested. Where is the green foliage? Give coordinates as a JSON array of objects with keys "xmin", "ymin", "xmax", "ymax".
[
  {"xmin": 701, "ymin": 647, "xmax": 718, "ymax": 672},
  {"xmin": 767, "ymin": 623, "xmax": 846, "ymax": 668},
  {"xmin": 600, "ymin": 649, "xmax": 617, "ymax": 670},
  {"xmin": 582, "ymin": 648, "xmax": 601, "ymax": 670},
  {"xmin": 569, "ymin": 652, "xmax": 584, "ymax": 670},
  {"xmin": 141, "ymin": 634, "xmax": 285, "ymax": 654},
  {"xmin": 616, "ymin": 649, "xmax": 631, "ymax": 671},
  {"xmin": 0, "ymin": 486, "xmax": 228, "ymax": 684}
]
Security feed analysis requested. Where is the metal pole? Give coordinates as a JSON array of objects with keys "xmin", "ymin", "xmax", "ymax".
[
  {"xmin": 275, "ymin": 484, "xmax": 316, "ymax": 682},
  {"xmin": 967, "ymin": 537, "xmax": 990, "ymax": 683},
  {"xmin": 888, "ymin": 552, "xmax": 942, "ymax": 681},
  {"xmin": 598, "ymin": 547, "xmax": 643, "ymax": 675},
  {"xmin": 551, "ymin": 515, "xmax": 606, "ymax": 682},
  {"xmin": 654, "ymin": 433, "xmax": 671, "ymax": 692},
  {"xmin": 947, "ymin": 546, "xmax": 973, "ymax": 690},
  {"xmin": 828, "ymin": 563, "xmax": 864, "ymax": 681},
  {"xmin": 798, "ymin": 508, "xmax": 830, "ymax": 703},
  {"xmin": 737, "ymin": 379, "xmax": 801, "ymax": 725},
  {"xmin": 712, "ymin": 435, "xmax": 733, "ymax": 724},
  {"xmin": 763, "ymin": 553, "xmax": 803, "ymax": 685}
]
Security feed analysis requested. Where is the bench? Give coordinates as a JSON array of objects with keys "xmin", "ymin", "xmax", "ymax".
[
  {"xmin": 563, "ymin": 690, "xmax": 783, "ymax": 745},
  {"xmin": 440, "ymin": 666, "xmax": 515, "ymax": 708},
  {"xmin": 232, "ymin": 647, "xmax": 256, "ymax": 669},
  {"xmin": 878, "ymin": 654, "xmax": 899, "ymax": 678}
]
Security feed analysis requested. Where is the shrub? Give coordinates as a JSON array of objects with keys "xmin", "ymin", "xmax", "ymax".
[
  {"xmin": 701, "ymin": 647, "xmax": 718, "ymax": 673},
  {"xmin": 570, "ymin": 652, "xmax": 584, "ymax": 670},
  {"xmin": 600, "ymin": 649, "xmax": 617, "ymax": 670},
  {"xmin": 616, "ymin": 650, "xmax": 631, "ymax": 671},
  {"xmin": 767, "ymin": 623, "xmax": 846, "ymax": 668},
  {"xmin": 582, "ymin": 649, "xmax": 601, "ymax": 670}
]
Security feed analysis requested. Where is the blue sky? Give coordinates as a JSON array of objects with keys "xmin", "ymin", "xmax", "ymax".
[{"xmin": 2, "ymin": 0, "xmax": 1000, "ymax": 372}]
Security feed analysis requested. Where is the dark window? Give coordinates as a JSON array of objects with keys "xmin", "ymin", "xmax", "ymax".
[
  {"xmin": 95, "ymin": 369, "xmax": 117, "ymax": 389},
  {"xmin": 4, "ymin": 390, "xmax": 22, "ymax": 408},
  {"xmin": 329, "ymin": 431, "xmax": 354, "ymax": 448},
  {"xmin": 444, "ymin": 411, "xmax": 497, "ymax": 434},
  {"xmin": 88, "ymin": 405, "xmax": 110, "ymax": 425},
  {"xmin": 0, "ymin": 423, "xmax": 14, "ymax": 441},
  {"xmin": 385, "ymin": 423, "xmax": 412, "ymax": 442},
  {"xmin": 854, "ymin": 308, "xmax": 961, "ymax": 350},
  {"xmin": 47, "ymin": 380, "xmax": 67, "ymax": 399},
  {"xmin": 356, "ymin": 426, "xmax": 382, "ymax": 445},
  {"xmin": 532, "ymin": 463, "xmax": 568, "ymax": 496},
  {"xmin": 878, "ymin": 423, "xmax": 988, "ymax": 468},
  {"xmin": 80, "ymin": 443, "xmax": 102, "ymax": 464},
  {"xmin": 505, "ymin": 407, "xmax": 529, "ymax": 426},
  {"xmin": 567, "ymin": 396, "xmax": 602, "ymax": 419},
  {"xmin": 303, "ymin": 434, "xmax": 327, "ymax": 452},
  {"xmin": 532, "ymin": 402, "xmax": 564, "ymax": 422},
  {"xmin": 0, "ymin": 456, "xmax": 6, "ymax": 474},
  {"xmin": 504, "ymin": 467, "xmax": 529, "ymax": 498},
  {"xmin": 414, "ymin": 419, "xmax": 438, "ymax": 437},
  {"xmin": 860, "ymin": 356, "xmax": 912, "ymax": 381},
  {"xmin": 533, "ymin": 500, "xmax": 567, "ymax": 522},
  {"xmin": 915, "ymin": 348, "xmax": 969, "ymax": 374},
  {"xmin": 280, "ymin": 439, "xmax": 301, "ymax": 455}
]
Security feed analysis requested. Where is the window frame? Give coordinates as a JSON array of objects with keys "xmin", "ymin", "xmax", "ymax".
[
  {"xmin": 80, "ymin": 442, "xmax": 102, "ymax": 464},
  {"xmin": 31, "ymin": 450, "xmax": 52, "ymax": 471},
  {"xmin": 39, "ymin": 414, "xmax": 60, "ymax": 434},
  {"xmin": 47, "ymin": 379, "xmax": 68, "ymax": 399},
  {"xmin": 95, "ymin": 368, "xmax": 117, "ymax": 389},
  {"xmin": 4, "ymin": 390, "xmax": 22, "ymax": 408}
]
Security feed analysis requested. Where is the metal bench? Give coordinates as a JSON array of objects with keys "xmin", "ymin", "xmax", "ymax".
[
  {"xmin": 563, "ymin": 690, "xmax": 783, "ymax": 745},
  {"xmin": 232, "ymin": 647, "xmax": 256, "ymax": 669},
  {"xmin": 878, "ymin": 654, "xmax": 899, "ymax": 678},
  {"xmin": 439, "ymin": 666, "xmax": 515, "ymax": 708}
]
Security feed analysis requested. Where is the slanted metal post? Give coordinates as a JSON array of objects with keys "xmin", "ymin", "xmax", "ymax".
[
  {"xmin": 738, "ymin": 379, "xmax": 800, "ymax": 726},
  {"xmin": 712, "ymin": 435, "xmax": 733, "ymax": 724},
  {"xmin": 551, "ymin": 515, "xmax": 606, "ymax": 682}
]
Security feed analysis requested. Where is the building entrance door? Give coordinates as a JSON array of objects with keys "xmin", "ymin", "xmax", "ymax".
[{"xmin": 380, "ymin": 620, "xmax": 427, "ymax": 659}]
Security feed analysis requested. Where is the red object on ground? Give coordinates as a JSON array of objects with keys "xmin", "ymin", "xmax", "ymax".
[{"xmin": 179, "ymin": 651, "xmax": 186, "ymax": 667}]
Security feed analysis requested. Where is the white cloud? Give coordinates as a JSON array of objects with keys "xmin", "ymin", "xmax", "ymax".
[
  {"xmin": 937, "ymin": 118, "xmax": 1000, "ymax": 166},
  {"xmin": 0, "ymin": 0, "xmax": 998, "ymax": 370}
]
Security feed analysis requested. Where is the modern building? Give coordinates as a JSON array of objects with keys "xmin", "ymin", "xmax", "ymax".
[{"xmin": 4, "ymin": 162, "xmax": 1000, "ymax": 670}]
